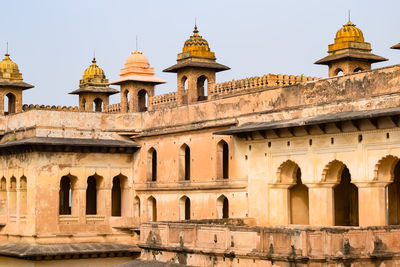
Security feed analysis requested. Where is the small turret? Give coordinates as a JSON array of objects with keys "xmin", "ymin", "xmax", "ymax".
[
  {"xmin": 0, "ymin": 53, "xmax": 33, "ymax": 115},
  {"xmin": 315, "ymin": 20, "xmax": 387, "ymax": 77},
  {"xmin": 69, "ymin": 57, "xmax": 118, "ymax": 112},
  {"xmin": 163, "ymin": 25, "xmax": 230, "ymax": 105}
]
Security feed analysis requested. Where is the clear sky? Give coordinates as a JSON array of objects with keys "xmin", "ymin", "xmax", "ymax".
[{"xmin": 1, "ymin": 0, "xmax": 400, "ymax": 106}]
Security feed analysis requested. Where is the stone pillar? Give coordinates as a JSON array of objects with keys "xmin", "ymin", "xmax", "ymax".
[
  {"xmin": 356, "ymin": 182, "xmax": 388, "ymax": 227},
  {"xmin": 269, "ymin": 185, "xmax": 290, "ymax": 225},
  {"xmin": 308, "ymin": 184, "xmax": 335, "ymax": 226}
]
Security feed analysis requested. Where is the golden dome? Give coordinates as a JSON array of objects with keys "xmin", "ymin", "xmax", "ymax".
[
  {"xmin": 124, "ymin": 50, "xmax": 150, "ymax": 69},
  {"xmin": 82, "ymin": 58, "xmax": 105, "ymax": 80},
  {"xmin": 335, "ymin": 20, "xmax": 364, "ymax": 43},
  {"xmin": 182, "ymin": 26, "xmax": 211, "ymax": 53},
  {"xmin": 0, "ymin": 54, "xmax": 20, "ymax": 74},
  {"xmin": 0, "ymin": 53, "xmax": 22, "ymax": 81},
  {"xmin": 178, "ymin": 26, "xmax": 215, "ymax": 61}
]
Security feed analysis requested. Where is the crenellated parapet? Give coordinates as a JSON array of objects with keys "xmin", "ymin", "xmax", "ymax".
[
  {"xmin": 105, "ymin": 103, "xmax": 121, "ymax": 113},
  {"xmin": 211, "ymin": 73, "xmax": 318, "ymax": 96},
  {"xmin": 22, "ymin": 104, "xmax": 78, "ymax": 112},
  {"xmin": 150, "ymin": 92, "xmax": 177, "ymax": 109}
]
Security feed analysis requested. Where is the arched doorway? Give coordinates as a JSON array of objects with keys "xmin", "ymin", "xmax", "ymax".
[
  {"xmin": 217, "ymin": 195, "xmax": 229, "ymax": 219},
  {"xmin": 197, "ymin": 75, "xmax": 208, "ymax": 101},
  {"xmin": 148, "ymin": 196, "xmax": 157, "ymax": 222},
  {"xmin": 217, "ymin": 140, "xmax": 229, "ymax": 179},
  {"xmin": 179, "ymin": 144, "xmax": 190, "ymax": 181},
  {"xmin": 387, "ymin": 160, "xmax": 400, "ymax": 225},
  {"xmin": 4, "ymin": 93, "xmax": 16, "ymax": 115},
  {"xmin": 289, "ymin": 169, "xmax": 309, "ymax": 224},
  {"xmin": 138, "ymin": 89, "xmax": 148, "ymax": 112},
  {"xmin": 93, "ymin": 98, "xmax": 103, "ymax": 112},
  {"xmin": 334, "ymin": 166, "xmax": 359, "ymax": 226},
  {"xmin": 148, "ymin": 148, "xmax": 157, "ymax": 182},
  {"xmin": 86, "ymin": 176, "xmax": 97, "ymax": 214},
  {"xmin": 111, "ymin": 176, "xmax": 122, "ymax": 216}
]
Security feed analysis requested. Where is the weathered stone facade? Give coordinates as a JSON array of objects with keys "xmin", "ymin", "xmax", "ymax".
[{"xmin": 0, "ymin": 20, "xmax": 399, "ymax": 266}]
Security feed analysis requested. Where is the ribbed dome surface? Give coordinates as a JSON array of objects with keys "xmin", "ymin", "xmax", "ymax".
[
  {"xmin": 182, "ymin": 26, "xmax": 211, "ymax": 53},
  {"xmin": 335, "ymin": 21, "xmax": 364, "ymax": 43},
  {"xmin": 0, "ymin": 54, "xmax": 20, "ymax": 74},
  {"xmin": 82, "ymin": 58, "xmax": 105, "ymax": 80}
]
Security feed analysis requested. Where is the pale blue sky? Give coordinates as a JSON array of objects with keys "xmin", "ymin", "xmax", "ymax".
[{"xmin": 1, "ymin": 0, "xmax": 400, "ymax": 106}]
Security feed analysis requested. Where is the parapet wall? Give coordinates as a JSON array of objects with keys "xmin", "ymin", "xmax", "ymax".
[
  {"xmin": 22, "ymin": 104, "xmax": 78, "ymax": 112},
  {"xmin": 140, "ymin": 221, "xmax": 400, "ymax": 266},
  {"xmin": 211, "ymin": 73, "xmax": 319, "ymax": 97},
  {"xmin": 150, "ymin": 92, "xmax": 177, "ymax": 109}
]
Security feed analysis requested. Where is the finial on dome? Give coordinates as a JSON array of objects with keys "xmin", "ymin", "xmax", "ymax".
[{"xmin": 193, "ymin": 21, "xmax": 199, "ymax": 36}]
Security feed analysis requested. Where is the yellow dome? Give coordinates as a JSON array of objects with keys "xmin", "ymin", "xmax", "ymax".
[
  {"xmin": 182, "ymin": 26, "xmax": 211, "ymax": 53},
  {"xmin": 0, "ymin": 54, "xmax": 20, "ymax": 74},
  {"xmin": 82, "ymin": 58, "xmax": 105, "ymax": 80},
  {"xmin": 124, "ymin": 50, "xmax": 150, "ymax": 69},
  {"xmin": 335, "ymin": 20, "xmax": 364, "ymax": 43}
]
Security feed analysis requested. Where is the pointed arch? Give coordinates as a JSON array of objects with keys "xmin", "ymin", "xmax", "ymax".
[
  {"xmin": 148, "ymin": 147, "xmax": 157, "ymax": 182},
  {"xmin": 86, "ymin": 175, "xmax": 103, "ymax": 215},
  {"xmin": 374, "ymin": 155, "xmax": 399, "ymax": 182},
  {"xmin": 217, "ymin": 140, "xmax": 229, "ymax": 179},
  {"xmin": 217, "ymin": 195, "xmax": 229, "ymax": 219},
  {"xmin": 321, "ymin": 160, "xmax": 346, "ymax": 183},
  {"xmin": 93, "ymin": 98, "xmax": 103, "ymax": 112},
  {"xmin": 4, "ymin": 93, "xmax": 16, "ymax": 115},
  {"xmin": 138, "ymin": 89, "xmax": 148, "ymax": 112},
  {"xmin": 59, "ymin": 175, "xmax": 77, "ymax": 215},
  {"xmin": 147, "ymin": 196, "xmax": 157, "ymax": 222},
  {"xmin": 111, "ymin": 175, "xmax": 127, "ymax": 216},
  {"xmin": 0, "ymin": 178, "xmax": 6, "ymax": 215},
  {"xmin": 196, "ymin": 75, "xmax": 208, "ymax": 101},
  {"xmin": 134, "ymin": 196, "xmax": 141, "ymax": 219},
  {"xmin": 179, "ymin": 144, "xmax": 190, "ymax": 181},
  {"xmin": 19, "ymin": 176, "xmax": 27, "ymax": 216},
  {"xmin": 179, "ymin": 195, "xmax": 191, "ymax": 220},
  {"xmin": 9, "ymin": 177, "xmax": 16, "ymax": 216}
]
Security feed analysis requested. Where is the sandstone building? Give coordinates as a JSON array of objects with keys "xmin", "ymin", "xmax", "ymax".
[{"xmin": 0, "ymin": 19, "xmax": 399, "ymax": 266}]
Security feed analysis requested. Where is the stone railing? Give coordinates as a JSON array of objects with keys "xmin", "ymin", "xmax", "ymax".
[
  {"xmin": 22, "ymin": 104, "xmax": 78, "ymax": 112},
  {"xmin": 105, "ymin": 103, "xmax": 121, "ymax": 113},
  {"xmin": 151, "ymin": 92, "xmax": 177, "ymax": 108},
  {"xmin": 211, "ymin": 73, "xmax": 319, "ymax": 96},
  {"xmin": 140, "ymin": 221, "xmax": 400, "ymax": 266}
]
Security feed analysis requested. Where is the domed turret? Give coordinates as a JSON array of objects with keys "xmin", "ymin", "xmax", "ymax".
[
  {"xmin": 315, "ymin": 20, "xmax": 387, "ymax": 77},
  {"xmin": 164, "ymin": 25, "xmax": 229, "ymax": 105},
  {"xmin": 0, "ymin": 54, "xmax": 22, "ymax": 81},
  {"xmin": 69, "ymin": 57, "xmax": 118, "ymax": 112},
  {"xmin": 0, "ymin": 52, "xmax": 33, "ymax": 115},
  {"xmin": 110, "ymin": 49, "xmax": 165, "ymax": 113}
]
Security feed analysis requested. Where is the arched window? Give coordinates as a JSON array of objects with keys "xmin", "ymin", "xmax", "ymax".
[
  {"xmin": 134, "ymin": 196, "xmax": 141, "ymax": 219},
  {"xmin": 197, "ymin": 75, "xmax": 208, "ymax": 101},
  {"xmin": 9, "ymin": 177, "xmax": 16, "ymax": 215},
  {"xmin": 182, "ymin": 76, "xmax": 188, "ymax": 104},
  {"xmin": 335, "ymin": 68, "xmax": 343, "ymax": 76},
  {"xmin": 217, "ymin": 195, "xmax": 229, "ymax": 219},
  {"xmin": 111, "ymin": 176, "xmax": 121, "ymax": 216},
  {"xmin": 138, "ymin": 89, "xmax": 148, "ymax": 112},
  {"xmin": 82, "ymin": 98, "xmax": 87, "ymax": 111},
  {"xmin": 19, "ymin": 176, "xmax": 27, "ymax": 216},
  {"xmin": 179, "ymin": 196, "xmax": 191, "ymax": 220},
  {"xmin": 86, "ymin": 176, "xmax": 97, "ymax": 215},
  {"xmin": 59, "ymin": 175, "xmax": 73, "ymax": 215},
  {"xmin": 217, "ymin": 140, "xmax": 229, "ymax": 179},
  {"xmin": 93, "ymin": 98, "xmax": 103, "ymax": 112},
  {"xmin": 0, "ymin": 178, "xmax": 6, "ymax": 215},
  {"xmin": 354, "ymin": 67, "xmax": 363, "ymax": 73},
  {"xmin": 179, "ymin": 144, "xmax": 191, "ymax": 181},
  {"xmin": 4, "ymin": 93, "xmax": 16, "ymax": 115},
  {"xmin": 334, "ymin": 166, "xmax": 359, "ymax": 226},
  {"xmin": 124, "ymin": 90, "xmax": 130, "ymax": 112},
  {"xmin": 289, "ymin": 169, "xmax": 309, "ymax": 224},
  {"xmin": 387, "ymin": 160, "xmax": 400, "ymax": 225},
  {"xmin": 147, "ymin": 196, "xmax": 157, "ymax": 222},
  {"xmin": 148, "ymin": 148, "xmax": 157, "ymax": 182}
]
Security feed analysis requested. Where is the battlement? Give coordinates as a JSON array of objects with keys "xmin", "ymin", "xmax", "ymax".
[
  {"xmin": 150, "ymin": 92, "xmax": 177, "ymax": 108},
  {"xmin": 211, "ymin": 73, "xmax": 319, "ymax": 96},
  {"xmin": 22, "ymin": 104, "xmax": 78, "ymax": 112},
  {"xmin": 105, "ymin": 103, "xmax": 121, "ymax": 113}
]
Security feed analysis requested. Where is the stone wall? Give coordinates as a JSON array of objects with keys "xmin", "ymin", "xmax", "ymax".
[{"xmin": 140, "ymin": 220, "xmax": 400, "ymax": 266}]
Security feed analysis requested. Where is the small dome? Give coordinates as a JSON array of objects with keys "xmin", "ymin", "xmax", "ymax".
[
  {"xmin": 182, "ymin": 26, "xmax": 211, "ymax": 53},
  {"xmin": 82, "ymin": 58, "xmax": 105, "ymax": 80},
  {"xmin": 124, "ymin": 50, "xmax": 150, "ymax": 69},
  {"xmin": 335, "ymin": 20, "xmax": 364, "ymax": 43},
  {"xmin": 0, "ymin": 54, "xmax": 20, "ymax": 74}
]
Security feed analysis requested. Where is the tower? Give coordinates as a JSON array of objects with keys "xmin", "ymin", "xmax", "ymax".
[
  {"xmin": 0, "ymin": 53, "xmax": 33, "ymax": 115},
  {"xmin": 69, "ymin": 58, "xmax": 118, "ymax": 112},
  {"xmin": 315, "ymin": 20, "xmax": 387, "ymax": 77},
  {"xmin": 110, "ymin": 50, "xmax": 165, "ymax": 113},
  {"xmin": 163, "ymin": 26, "xmax": 230, "ymax": 105}
]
